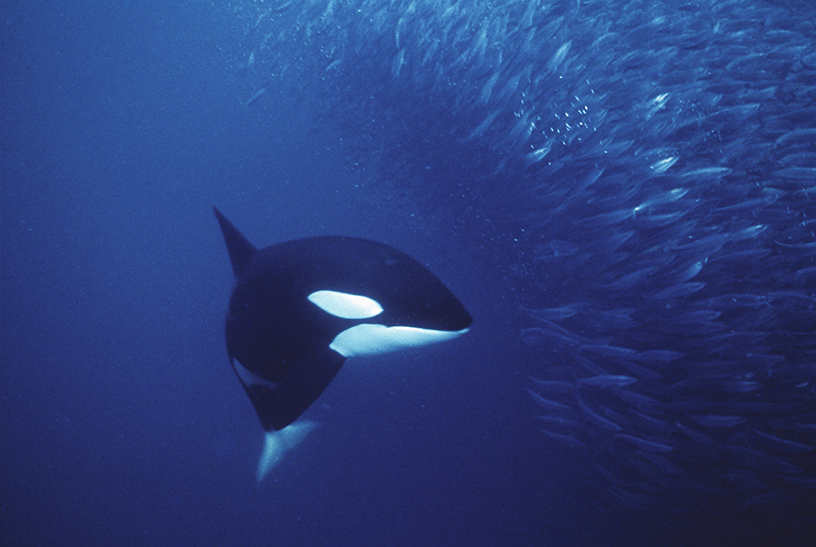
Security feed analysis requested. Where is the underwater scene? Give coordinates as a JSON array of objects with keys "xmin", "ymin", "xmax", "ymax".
[{"xmin": 2, "ymin": 1, "xmax": 814, "ymax": 546}]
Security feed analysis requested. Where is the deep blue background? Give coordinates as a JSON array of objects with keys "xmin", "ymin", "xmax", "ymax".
[{"xmin": 1, "ymin": 2, "xmax": 589, "ymax": 546}]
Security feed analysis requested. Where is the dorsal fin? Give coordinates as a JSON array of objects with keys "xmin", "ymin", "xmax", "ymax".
[{"xmin": 213, "ymin": 207, "xmax": 257, "ymax": 278}]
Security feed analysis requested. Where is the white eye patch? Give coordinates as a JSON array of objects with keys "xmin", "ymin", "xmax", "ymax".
[{"xmin": 307, "ymin": 290, "xmax": 384, "ymax": 319}]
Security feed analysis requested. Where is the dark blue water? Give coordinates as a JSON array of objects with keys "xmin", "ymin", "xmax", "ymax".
[{"xmin": 2, "ymin": 1, "xmax": 814, "ymax": 546}]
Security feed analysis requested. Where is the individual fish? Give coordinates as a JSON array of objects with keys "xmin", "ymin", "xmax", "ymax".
[
  {"xmin": 577, "ymin": 396, "xmax": 622, "ymax": 431},
  {"xmin": 687, "ymin": 415, "xmax": 747, "ymax": 428},
  {"xmin": 614, "ymin": 434, "xmax": 674, "ymax": 453},
  {"xmin": 578, "ymin": 375, "xmax": 638, "ymax": 388},
  {"xmin": 540, "ymin": 427, "xmax": 586, "ymax": 449},
  {"xmin": 526, "ymin": 389, "xmax": 572, "ymax": 411},
  {"xmin": 529, "ymin": 377, "xmax": 577, "ymax": 393},
  {"xmin": 243, "ymin": 81, "xmax": 271, "ymax": 106},
  {"xmin": 751, "ymin": 429, "xmax": 814, "ymax": 453}
]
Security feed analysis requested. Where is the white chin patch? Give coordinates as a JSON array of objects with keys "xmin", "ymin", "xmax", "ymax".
[
  {"xmin": 329, "ymin": 324, "xmax": 469, "ymax": 358},
  {"xmin": 307, "ymin": 290, "xmax": 384, "ymax": 319}
]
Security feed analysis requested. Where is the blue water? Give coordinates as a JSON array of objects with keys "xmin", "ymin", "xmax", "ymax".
[{"xmin": 2, "ymin": 1, "xmax": 814, "ymax": 546}]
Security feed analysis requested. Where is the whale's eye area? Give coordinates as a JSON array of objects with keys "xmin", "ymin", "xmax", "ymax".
[{"xmin": 307, "ymin": 290, "xmax": 384, "ymax": 319}]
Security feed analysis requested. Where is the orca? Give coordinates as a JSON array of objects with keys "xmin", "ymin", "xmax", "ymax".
[{"xmin": 213, "ymin": 207, "xmax": 472, "ymax": 480}]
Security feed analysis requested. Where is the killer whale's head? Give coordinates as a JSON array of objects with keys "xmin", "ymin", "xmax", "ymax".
[
  {"xmin": 299, "ymin": 244, "xmax": 472, "ymax": 358},
  {"xmin": 214, "ymin": 207, "xmax": 472, "ymax": 438}
]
